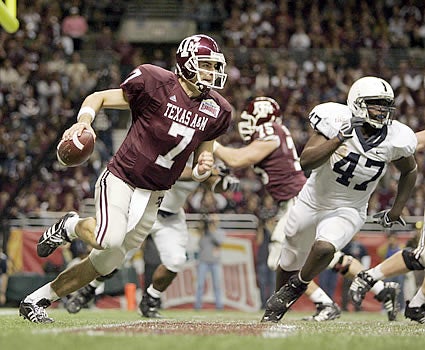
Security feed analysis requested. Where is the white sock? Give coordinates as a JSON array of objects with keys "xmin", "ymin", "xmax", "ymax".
[
  {"xmin": 367, "ymin": 266, "xmax": 385, "ymax": 281},
  {"xmin": 409, "ymin": 289, "xmax": 425, "ymax": 308},
  {"xmin": 147, "ymin": 285, "xmax": 161, "ymax": 298},
  {"xmin": 65, "ymin": 215, "xmax": 80, "ymax": 240},
  {"xmin": 370, "ymin": 280, "xmax": 385, "ymax": 295},
  {"xmin": 24, "ymin": 283, "xmax": 59, "ymax": 303},
  {"xmin": 309, "ymin": 287, "xmax": 333, "ymax": 304},
  {"xmin": 90, "ymin": 279, "xmax": 104, "ymax": 288}
]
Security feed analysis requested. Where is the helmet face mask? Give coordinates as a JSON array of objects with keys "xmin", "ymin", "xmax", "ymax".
[
  {"xmin": 238, "ymin": 97, "xmax": 281, "ymax": 142},
  {"xmin": 175, "ymin": 35, "xmax": 227, "ymax": 93},
  {"xmin": 347, "ymin": 77, "xmax": 395, "ymax": 129}
]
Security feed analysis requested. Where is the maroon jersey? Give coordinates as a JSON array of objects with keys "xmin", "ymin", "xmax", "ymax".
[
  {"xmin": 252, "ymin": 122, "xmax": 306, "ymax": 202},
  {"xmin": 107, "ymin": 64, "xmax": 232, "ymax": 190}
]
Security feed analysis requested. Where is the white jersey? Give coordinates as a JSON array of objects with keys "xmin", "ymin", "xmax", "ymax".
[{"xmin": 300, "ymin": 102, "xmax": 417, "ymax": 211}]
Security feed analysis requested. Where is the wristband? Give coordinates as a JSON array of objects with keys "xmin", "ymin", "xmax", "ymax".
[
  {"xmin": 336, "ymin": 132, "xmax": 345, "ymax": 142},
  {"xmin": 77, "ymin": 106, "xmax": 96, "ymax": 123},
  {"xmin": 192, "ymin": 164, "xmax": 211, "ymax": 182}
]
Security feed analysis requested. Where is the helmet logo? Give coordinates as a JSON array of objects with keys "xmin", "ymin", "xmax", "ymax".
[
  {"xmin": 253, "ymin": 100, "xmax": 275, "ymax": 119},
  {"xmin": 176, "ymin": 37, "xmax": 201, "ymax": 58}
]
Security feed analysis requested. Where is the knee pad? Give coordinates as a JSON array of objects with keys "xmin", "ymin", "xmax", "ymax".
[
  {"xmin": 328, "ymin": 251, "xmax": 352, "ymax": 275},
  {"xmin": 162, "ymin": 254, "xmax": 187, "ymax": 273},
  {"xmin": 279, "ymin": 248, "xmax": 301, "ymax": 271},
  {"xmin": 89, "ymin": 246, "xmax": 126, "ymax": 276},
  {"xmin": 402, "ymin": 247, "xmax": 425, "ymax": 271}
]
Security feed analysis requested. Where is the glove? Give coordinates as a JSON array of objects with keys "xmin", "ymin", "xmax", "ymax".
[
  {"xmin": 221, "ymin": 174, "xmax": 240, "ymax": 192},
  {"xmin": 372, "ymin": 210, "xmax": 406, "ymax": 228},
  {"xmin": 211, "ymin": 164, "xmax": 240, "ymax": 192},
  {"xmin": 337, "ymin": 116, "xmax": 364, "ymax": 141},
  {"xmin": 267, "ymin": 241, "xmax": 282, "ymax": 271}
]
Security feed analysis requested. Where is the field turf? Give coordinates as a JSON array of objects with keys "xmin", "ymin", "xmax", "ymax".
[{"xmin": 1, "ymin": 308, "xmax": 425, "ymax": 350}]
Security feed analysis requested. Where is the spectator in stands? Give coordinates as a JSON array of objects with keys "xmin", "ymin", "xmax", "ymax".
[
  {"xmin": 288, "ymin": 19, "xmax": 311, "ymax": 50},
  {"xmin": 377, "ymin": 232, "xmax": 406, "ymax": 309},
  {"xmin": 61, "ymin": 7, "xmax": 88, "ymax": 51},
  {"xmin": 0, "ymin": 58, "xmax": 19, "ymax": 89},
  {"xmin": 0, "ymin": 248, "xmax": 8, "ymax": 306}
]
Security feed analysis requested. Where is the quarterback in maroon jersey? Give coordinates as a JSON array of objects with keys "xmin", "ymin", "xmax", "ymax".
[
  {"xmin": 19, "ymin": 34, "xmax": 232, "ymax": 323},
  {"xmin": 214, "ymin": 97, "xmax": 341, "ymax": 321}
]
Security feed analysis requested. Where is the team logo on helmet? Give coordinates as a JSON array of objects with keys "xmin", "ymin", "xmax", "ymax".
[
  {"xmin": 238, "ymin": 97, "xmax": 281, "ymax": 142},
  {"xmin": 175, "ymin": 34, "xmax": 227, "ymax": 93}
]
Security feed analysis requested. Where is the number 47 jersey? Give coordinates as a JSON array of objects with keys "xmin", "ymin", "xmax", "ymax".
[{"xmin": 300, "ymin": 102, "xmax": 417, "ymax": 211}]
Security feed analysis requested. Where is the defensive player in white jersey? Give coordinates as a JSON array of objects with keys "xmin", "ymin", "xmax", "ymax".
[
  {"xmin": 215, "ymin": 96, "xmax": 400, "ymax": 321},
  {"xmin": 348, "ymin": 130, "xmax": 425, "ymax": 324},
  {"xmin": 65, "ymin": 162, "xmax": 239, "ymax": 317},
  {"xmin": 214, "ymin": 96, "xmax": 341, "ymax": 321},
  {"xmin": 261, "ymin": 76, "xmax": 418, "ymax": 323}
]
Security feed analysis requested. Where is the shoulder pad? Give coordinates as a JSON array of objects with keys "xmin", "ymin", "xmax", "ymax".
[
  {"xmin": 309, "ymin": 102, "xmax": 351, "ymax": 139},
  {"xmin": 388, "ymin": 121, "xmax": 417, "ymax": 159}
]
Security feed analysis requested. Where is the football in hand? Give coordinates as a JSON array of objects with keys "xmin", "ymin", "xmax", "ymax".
[{"xmin": 57, "ymin": 130, "xmax": 95, "ymax": 167}]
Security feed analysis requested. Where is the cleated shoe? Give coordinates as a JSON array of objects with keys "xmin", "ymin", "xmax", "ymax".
[
  {"xmin": 261, "ymin": 274, "xmax": 307, "ymax": 323},
  {"xmin": 37, "ymin": 211, "xmax": 77, "ymax": 257},
  {"xmin": 405, "ymin": 301, "xmax": 425, "ymax": 324},
  {"xmin": 374, "ymin": 281, "xmax": 400, "ymax": 321},
  {"xmin": 66, "ymin": 284, "xmax": 96, "ymax": 314},
  {"xmin": 139, "ymin": 293, "xmax": 162, "ymax": 318},
  {"xmin": 19, "ymin": 299, "xmax": 54, "ymax": 323},
  {"xmin": 302, "ymin": 302, "xmax": 341, "ymax": 322},
  {"xmin": 349, "ymin": 271, "xmax": 376, "ymax": 308}
]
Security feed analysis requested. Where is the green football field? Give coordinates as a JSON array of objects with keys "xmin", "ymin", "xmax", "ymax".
[{"xmin": 1, "ymin": 308, "xmax": 425, "ymax": 350}]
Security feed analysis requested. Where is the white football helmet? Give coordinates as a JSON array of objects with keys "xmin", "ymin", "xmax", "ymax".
[
  {"xmin": 347, "ymin": 76, "xmax": 395, "ymax": 129},
  {"xmin": 175, "ymin": 34, "xmax": 227, "ymax": 93},
  {"xmin": 238, "ymin": 97, "xmax": 281, "ymax": 142}
]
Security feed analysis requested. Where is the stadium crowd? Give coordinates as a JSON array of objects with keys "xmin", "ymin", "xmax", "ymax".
[{"xmin": 2, "ymin": 0, "xmax": 425, "ymax": 236}]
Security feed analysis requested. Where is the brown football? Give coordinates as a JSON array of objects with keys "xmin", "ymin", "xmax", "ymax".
[{"xmin": 57, "ymin": 130, "xmax": 95, "ymax": 167}]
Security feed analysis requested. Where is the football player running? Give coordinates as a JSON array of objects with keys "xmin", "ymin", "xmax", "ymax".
[
  {"xmin": 19, "ymin": 34, "xmax": 233, "ymax": 323},
  {"xmin": 260, "ymin": 76, "xmax": 418, "ymax": 323},
  {"xmin": 214, "ymin": 96, "xmax": 341, "ymax": 321},
  {"xmin": 65, "ymin": 162, "xmax": 239, "ymax": 317},
  {"xmin": 348, "ymin": 129, "xmax": 425, "ymax": 324}
]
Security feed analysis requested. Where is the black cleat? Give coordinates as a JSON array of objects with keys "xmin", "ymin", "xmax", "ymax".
[
  {"xmin": 19, "ymin": 299, "xmax": 54, "ymax": 323},
  {"xmin": 375, "ymin": 282, "xmax": 400, "ymax": 321},
  {"xmin": 261, "ymin": 274, "xmax": 308, "ymax": 323},
  {"xmin": 37, "ymin": 212, "xmax": 77, "ymax": 257},
  {"xmin": 66, "ymin": 284, "xmax": 96, "ymax": 314},
  {"xmin": 139, "ymin": 293, "xmax": 162, "ymax": 318},
  {"xmin": 349, "ymin": 271, "xmax": 376, "ymax": 308},
  {"xmin": 405, "ymin": 301, "xmax": 425, "ymax": 323},
  {"xmin": 302, "ymin": 302, "xmax": 341, "ymax": 322}
]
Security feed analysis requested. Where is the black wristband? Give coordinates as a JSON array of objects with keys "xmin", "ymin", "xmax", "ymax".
[{"xmin": 336, "ymin": 132, "xmax": 345, "ymax": 142}]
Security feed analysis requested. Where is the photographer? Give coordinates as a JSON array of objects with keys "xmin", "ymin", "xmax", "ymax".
[{"xmin": 194, "ymin": 213, "xmax": 225, "ymax": 310}]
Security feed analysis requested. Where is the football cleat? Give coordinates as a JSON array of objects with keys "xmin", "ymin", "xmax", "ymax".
[
  {"xmin": 19, "ymin": 299, "xmax": 54, "ymax": 323},
  {"xmin": 374, "ymin": 281, "xmax": 400, "ymax": 321},
  {"xmin": 261, "ymin": 274, "xmax": 308, "ymax": 323},
  {"xmin": 302, "ymin": 302, "xmax": 341, "ymax": 322},
  {"xmin": 66, "ymin": 284, "xmax": 96, "ymax": 314},
  {"xmin": 405, "ymin": 301, "xmax": 425, "ymax": 324},
  {"xmin": 349, "ymin": 271, "xmax": 376, "ymax": 307},
  {"xmin": 37, "ymin": 211, "xmax": 77, "ymax": 257},
  {"xmin": 139, "ymin": 293, "xmax": 162, "ymax": 318}
]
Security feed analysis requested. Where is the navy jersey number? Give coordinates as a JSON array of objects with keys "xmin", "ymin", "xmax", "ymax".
[{"xmin": 333, "ymin": 152, "xmax": 385, "ymax": 191}]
